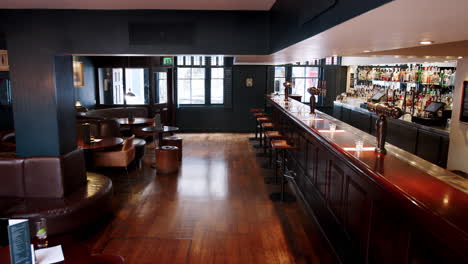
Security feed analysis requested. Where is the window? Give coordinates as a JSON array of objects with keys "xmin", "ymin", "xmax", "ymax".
[
  {"xmin": 176, "ymin": 56, "xmax": 228, "ymax": 106},
  {"xmin": 155, "ymin": 72, "xmax": 167, "ymax": 104},
  {"xmin": 125, "ymin": 68, "xmax": 148, "ymax": 105},
  {"xmin": 292, "ymin": 67, "xmax": 319, "ymax": 103},
  {"xmin": 211, "ymin": 68, "xmax": 224, "ymax": 104},
  {"xmin": 178, "ymin": 67, "xmax": 206, "ymax": 104},
  {"xmin": 98, "ymin": 67, "xmax": 149, "ymax": 105},
  {"xmin": 274, "ymin": 66, "xmax": 286, "ymax": 94},
  {"xmin": 112, "ymin": 68, "xmax": 124, "ymax": 104}
]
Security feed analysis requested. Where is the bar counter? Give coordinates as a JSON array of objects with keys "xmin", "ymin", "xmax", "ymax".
[
  {"xmin": 266, "ymin": 94, "xmax": 467, "ymax": 263},
  {"xmin": 333, "ymin": 101, "xmax": 450, "ymax": 167}
]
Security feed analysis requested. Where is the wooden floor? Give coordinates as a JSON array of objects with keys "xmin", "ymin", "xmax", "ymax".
[{"xmin": 74, "ymin": 133, "xmax": 338, "ymax": 264}]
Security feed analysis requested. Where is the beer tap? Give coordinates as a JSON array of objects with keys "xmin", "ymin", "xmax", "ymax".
[
  {"xmin": 307, "ymin": 87, "xmax": 321, "ymax": 114},
  {"xmin": 367, "ymin": 102, "xmax": 403, "ymax": 154}
]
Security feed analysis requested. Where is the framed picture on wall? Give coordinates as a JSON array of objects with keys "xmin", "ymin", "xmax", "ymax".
[
  {"xmin": 73, "ymin": 61, "xmax": 84, "ymax": 87},
  {"xmin": 0, "ymin": 50, "xmax": 8, "ymax": 71},
  {"xmin": 461, "ymin": 81, "xmax": 468, "ymax": 123},
  {"xmin": 245, "ymin": 77, "xmax": 253, "ymax": 88}
]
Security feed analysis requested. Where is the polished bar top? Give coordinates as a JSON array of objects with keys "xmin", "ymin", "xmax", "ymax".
[{"xmin": 267, "ymin": 95, "xmax": 468, "ymax": 237}]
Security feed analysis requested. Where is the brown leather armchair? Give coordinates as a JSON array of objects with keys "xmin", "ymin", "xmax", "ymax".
[{"xmin": 91, "ymin": 136, "xmax": 136, "ymax": 172}]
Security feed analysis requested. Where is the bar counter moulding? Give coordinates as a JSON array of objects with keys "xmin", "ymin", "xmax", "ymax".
[{"xmin": 0, "ymin": 50, "xmax": 9, "ymax": 71}]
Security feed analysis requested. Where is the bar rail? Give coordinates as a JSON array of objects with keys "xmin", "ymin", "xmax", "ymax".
[{"xmin": 266, "ymin": 94, "xmax": 467, "ymax": 263}]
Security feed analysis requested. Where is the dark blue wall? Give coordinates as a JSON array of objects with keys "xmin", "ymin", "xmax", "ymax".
[
  {"xmin": 73, "ymin": 56, "xmax": 96, "ymax": 109},
  {"xmin": 0, "ymin": 10, "xmax": 270, "ymax": 55},
  {"xmin": 269, "ymin": 0, "xmax": 392, "ymax": 52},
  {"xmin": 176, "ymin": 65, "xmax": 268, "ymax": 132}
]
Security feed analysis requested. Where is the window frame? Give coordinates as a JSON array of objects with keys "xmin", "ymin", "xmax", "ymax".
[
  {"xmin": 291, "ymin": 66, "xmax": 319, "ymax": 103},
  {"xmin": 176, "ymin": 56, "xmax": 226, "ymax": 107},
  {"xmin": 97, "ymin": 67, "xmax": 150, "ymax": 106}
]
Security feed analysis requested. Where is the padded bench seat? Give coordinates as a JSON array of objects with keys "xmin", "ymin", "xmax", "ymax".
[{"xmin": 1, "ymin": 173, "xmax": 113, "ymax": 235}]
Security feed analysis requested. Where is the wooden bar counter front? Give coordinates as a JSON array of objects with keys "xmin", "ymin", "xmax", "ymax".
[{"xmin": 265, "ymin": 95, "xmax": 468, "ymax": 263}]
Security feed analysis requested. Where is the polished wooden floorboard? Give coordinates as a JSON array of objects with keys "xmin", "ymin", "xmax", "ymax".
[{"xmin": 75, "ymin": 133, "xmax": 338, "ymax": 264}]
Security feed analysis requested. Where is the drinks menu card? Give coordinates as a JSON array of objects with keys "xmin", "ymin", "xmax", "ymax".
[{"xmin": 0, "ymin": 219, "xmax": 33, "ymax": 264}]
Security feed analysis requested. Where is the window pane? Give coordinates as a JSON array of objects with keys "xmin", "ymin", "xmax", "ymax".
[
  {"xmin": 177, "ymin": 56, "xmax": 184, "ymax": 65},
  {"xmin": 177, "ymin": 79, "xmax": 191, "ymax": 105},
  {"xmin": 211, "ymin": 68, "xmax": 224, "ymax": 79},
  {"xmin": 191, "ymin": 79, "xmax": 205, "ymax": 104},
  {"xmin": 292, "ymin": 78, "xmax": 305, "ymax": 98},
  {"xmin": 157, "ymin": 72, "xmax": 167, "ymax": 104},
  {"xmin": 125, "ymin": 68, "xmax": 147, "ymax": 105},
  {"xmin": 275, "ymin": 66, "xmax": 285, "ymax": 78},
  {"xmin": 193, "ymin": 56, "xmax": 200, "ymax": 66},
  {"xmin": 292, "ymin": 67, "xmax": 305, "ymax": 77},
  {"xmin": 192, "ymin": 68, "xmax": 205, "ymax": 79},
  {"xmin": 306, "ymin": 67, "xmax": 319, "ymax": 78},
  {"xmin": 274, "ymin": 77, "xmax": 285, "ymax": 94},
  {"xmin": 113, "ymin": 68, "xmax": 124, "ymax": 104},
  {"xmin": 178, "ymin": 68, "xmax": 191, "ymax": 79}
]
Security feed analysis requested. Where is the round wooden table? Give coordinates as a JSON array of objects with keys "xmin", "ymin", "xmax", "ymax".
[
  {"xmin": 141, "ymin": 126, "xmax": 179, "ymax": 147},
  {"xmin": 116, "ymin": 118, "xmax": 154, "ymax": 126},
  {"xmin": 77, "ymin": 137, "xmax": 124, "ymax": 150}
]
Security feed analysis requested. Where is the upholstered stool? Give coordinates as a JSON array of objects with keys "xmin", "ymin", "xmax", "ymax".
[
  {"xmin": 133, "ymin": 138, "xmax": 146, "ymax": 168},
  {"xmin": 155, "ymin": 146, "xmax": 180, "ymax": 174},
  {"xmin": 269, "ymin": 139, "xmax": 297, "ymax": 203},
  {"xmin": 162, "ymin": 136, "xmax": 183, "ymax": 161}
]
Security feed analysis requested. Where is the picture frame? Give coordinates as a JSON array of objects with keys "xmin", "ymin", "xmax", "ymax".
[
  {"xmin": 73, "ymin": 61, "xmax": 84, "ymax": 87},
  {"xmin": 0, "ymin": 50, "xmax": 9, "ymax": 71},
  {"xmin": 245, "ymin": 77, "xmax": 253, "ymax": 88}
]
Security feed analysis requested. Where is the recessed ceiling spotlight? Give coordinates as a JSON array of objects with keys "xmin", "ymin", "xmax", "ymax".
[
  {"xmin": 420, "ymin": 41, "xmax": 433, "ymax": 45},
  {"xmin": 363, "ymin": 50, "xmax": 371, "ymax": 53},
  {"xmin": 458, "ymin": 56, "xmax": 464, "ymax": 59}
]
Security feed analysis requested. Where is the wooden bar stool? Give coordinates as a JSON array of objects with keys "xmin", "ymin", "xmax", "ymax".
[
  {"xmin": 162, "ymin": 136, "xmax": 183, "ymax": 161},
  {"xmin": 262, "ymin": 131, "xmax": 286, "ymax": 172},
  {"xmin": 254, "ymin": 116, "xmax": 271, "ymax": 149},
  {"xmin": 252, "ymin": 111, "xmax": 267, "ymax": 141},
  {"xmin": 257, "ymin": 122, "xmax": 275, "ymax": 157},
  {"xmin": 155, "ymin": 146, "xmax": 179, "ymax": 174},
  {"xmin": 269, "ymin": 139, "xmax": 297, "ymax": 203}
]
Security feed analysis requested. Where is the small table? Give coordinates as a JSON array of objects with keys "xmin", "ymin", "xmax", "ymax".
[
  {"xmin": 77, "ymin": 137, "xmax": 124, "ymax": 151},
  {"xmin": 116, "ymin": 118, "xmax": 154, "ymax": 126},
  {"xmin": 142, "ymin": 126, "xmax": 179, "ymax": 147}
]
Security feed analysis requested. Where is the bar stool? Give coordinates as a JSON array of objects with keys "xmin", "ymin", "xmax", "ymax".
[
  {"xmin": 269, "ymin": 139, "xmax": 297, "ymax": 203},
  {"xmin": 252, "ymin": 112, "xmax": 267, "ymax": 141},
  {"xmin": 254, "ymin": 116, "xmax": 271, "ymax": 149},
  {"xmin": 262, "ymin": 131, "xmax": 286, "ymax": 172},
  {"xmin": 155, "ymin": 146, "xmax": 179, "ymax": 174},
  {"xmin": 257, "ymin": 122, "xmax": 275, "ymax": 157},
  {"xmin": 162, "ymin": 136, "xmax": 183, "ymax": 161}
]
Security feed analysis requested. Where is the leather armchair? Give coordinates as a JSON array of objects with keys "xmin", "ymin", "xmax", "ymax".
[
  {"xmin": 99, "ymin": 119, "xmax": 121, "ymax": 137},
  {"xmin": 92, "ymin": 136, "xmax": 136, "ymax": 170}
]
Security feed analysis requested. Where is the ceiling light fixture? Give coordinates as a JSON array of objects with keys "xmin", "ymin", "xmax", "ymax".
[
  {"xmin": 363, "ymin": 50, "xmax": 371, "ymax": 53},
  {"xmin": 420, "ymin": 41, "xmax": 433, "ymax": 45},
  {"xmin": 458, "ymin": 56, "xmax": 464, "ymax": 59}
]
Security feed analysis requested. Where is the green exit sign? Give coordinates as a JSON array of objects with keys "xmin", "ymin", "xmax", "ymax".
[{"xmin": 162, "ymin": 57, "xmax": 173, "ymax": 66}]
